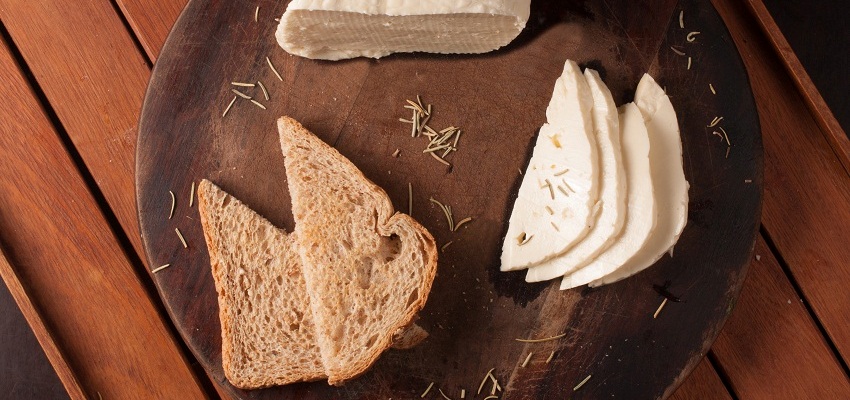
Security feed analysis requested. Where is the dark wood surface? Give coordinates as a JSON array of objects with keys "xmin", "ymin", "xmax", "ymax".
[
  {"xmin": 2, "ymin": 0, "xmax": 849, "ymax": 398},
  {"xmin": 762, "ymin": 0, "xmax": 850, "ymax": 138},
  {"xmin": 136, "ymin": 0, "xmax": 761, "ymax": 398}
]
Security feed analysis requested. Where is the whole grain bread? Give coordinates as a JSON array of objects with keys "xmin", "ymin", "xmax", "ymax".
[
  {"xmin": 278, "ymin": 116, "xmax": 438, "ymax": 385},
  {"xmin": 197, "ymin": 179, "xmax": 325, "ymax": 389}
]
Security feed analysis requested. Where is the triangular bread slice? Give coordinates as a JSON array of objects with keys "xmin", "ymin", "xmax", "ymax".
[
  {"xmin": 278, "ymin": 116, "xmax": 438, "ymax": 385},
  {"xmin": 197, "ymin": 179, "xmax": 325, "ymax": 388}
]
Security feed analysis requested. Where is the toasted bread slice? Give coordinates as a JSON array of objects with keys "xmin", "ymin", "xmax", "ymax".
[
  {"xmin": 197, "ymin": 179, "xmax": 325, "ymax": 388},
  {"xmin": 278, "ymin": 116, "xmax": 438, "ymax": 385}
]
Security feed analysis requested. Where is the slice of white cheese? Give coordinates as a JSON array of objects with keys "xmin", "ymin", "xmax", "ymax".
[
  {"xmin": 560, "ymin": 103, "xmax": 657, "ymax": 290},
  {"xmin": 525, "ymin": 69, "xmax": 627, "ymax": 282},
  {"xmin": 501, "ymin": 60, "xmax": 600, "ymax": 271},
  {"xmin": 276, "ymin": 0, "xmax": 531, "ymax": 60},
  {"xmin": 587, "ymin": 74, "xmax": 689, "ymax": 287}
]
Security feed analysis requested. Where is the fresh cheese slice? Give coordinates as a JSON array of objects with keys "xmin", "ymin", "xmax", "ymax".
[
  {"xmin": 525, "ymin": 69, "xmax": 627, "ymax": 282},
  {"xmin": 276, "ymin": 0, "xmax": 531, "ymax": 60},
  {"xmin": 588, "ymin": 74, "xmax": 689, "ymax": 287},
  {"xmin": 501, "ymin": 60, "xmax": 600, "ymax": 271},
  {"xmin": 560, "ymin": 103, "xmax": 657, "ymax": 290}
]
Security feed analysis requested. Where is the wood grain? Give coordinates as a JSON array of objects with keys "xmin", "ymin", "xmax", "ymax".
[
  {"xmin": 0, "ymin": 39, "xmax": 206, "ymax": 400},
  {"xmin": 0, "ymin": 0, "xmax": 151, "ymax": 256},
  {"xmin": 137, "ymin": 0, "xmax": 761, "ymax": 398},
  {"xmin": 668, "ymin": 359, "xmax": 732, "ymax": 400},
  {"xmin": 115, "ymin": 0, "xmax": 187, "ymax": 62},
  {"xmin": 711, "ymin": 238, "xmax": 850, "ymax": 398},
  {"xmin": 744, "ymin": 0, "xmax": 850, "ymax": 175},
  {"xmin": 0, "ymin": 246, "xmax": 86, "ymax": 400},
  {"xmin": 713, "ymin": 0, "xmax": 850, "ymax": 366}
]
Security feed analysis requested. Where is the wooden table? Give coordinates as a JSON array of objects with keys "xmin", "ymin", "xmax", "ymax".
[{"xmin": 0, "ymin": 0, "xmax": 848, "ymax": 398}]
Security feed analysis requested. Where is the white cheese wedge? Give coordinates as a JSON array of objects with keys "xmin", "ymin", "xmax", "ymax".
[
  {"xmin": 525, "ymin": 69, "xmax": 627, "ymax": 282},
  {"xmin": 560, "ymin": 103, "xmax": 657, "ymax": 290},
  {"xmin": 587, "ymin": 74, "xmax": 689, "ymax": 287},
  {"xmin": 501, "ymin": 60, "xmax": 600, "ymax": 271},
  {"xmin": 276, "ymin": 0, "xmax": 531, "ymax": 60}
]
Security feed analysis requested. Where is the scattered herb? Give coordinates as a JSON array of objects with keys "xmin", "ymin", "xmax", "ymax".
[
  {"xmin": 483, "ymin": 397, "xmax": 498, "ymax": 400},
  {"xmin": 725, "ymin": 146, "xmax": 731, "ymax": 159},
  {"xmin": 719, "ymin": 126, "xmax": 731, "ymax": 146},
  {"xmin": 573, "ymin": 375, "xmax": 592, "ymax": 391},
  {"xmin": 477, "ymin": 368, "xmax": 495, "ymax": 395},
  {"xmin": 257, "ymin": 81, "xmax": 269, "ymax": 100},
  {"xmin": 250, "ymin": 99, "xmax": 267, "ymax": 110},
  {"xmin": 707, "ymin": 116, "xmax": 723, "ymax": 127},
  {"xmin": 554, "ymin": 168, "xmax": 569, "ymax": 176},
  {"xmin": 168, "ymin": 190, "xmax": 176, "ymax": 219},
  {"xmin": 710, "ymin": 83, "xmax": 717, "ymax": 94},
  {"xmin": 686, "ymin": 31, "xmax": 701, "ymax": 42},
  {"xmin": 232, "ymin": 89, "xmax": 251, "ymax": 99},
  {"xmin": 745, "ymin": 179, "xmax": 752, "ymax": 183},
  {"xmin": 545, "ymin": 206, "xmax": 554, "ymax": 215},
  {"xmin": 670, "ymin": 46, "xmax": 685, "ymax": 56},
  {"xmin": 222, "ymin": 96, "xmax": 237, "ymax": 117},
  {"xmin": 189, "ymin": 182, "xmax": 195, "ymax": 207},
  {"xmin": 454, "ymin": 217, "xmax": 473, "ymax": 231},
  {"xmin": 231, "ymin": 81, "xmax": 255, "ymax": 87},
  {"xmin": 408, "ymin": 183, "xmax": 413, "ymax": 216},
  {"xmin": 151, "ymin": 264, "xmax": 171, "ymax": 273},
  {"xmin": 438, "ymin": 388, "xmax": 452, "ymax": 400},
  {"xmin": 430, "ymin": 197, "xmax": 454, "ymax": 231},
  {"xmin": 521, "ymin": 352, "xmax": 533, "ymax": 368},
  {"xmin": 550, "ymin": 221, "xmax": 560, "ymax": 232},
  {"xmin": 679, "ymin": 10, "xmax": 685, "ymax": 29},
  {"xmin": 546, "ymin": 351, "xmax": 556, "ymax": 363},
  {"xmin": 687, "ymin": 56, "xmax": 692, "ymax": 70},
  {"xmin": 175, "ymin": 228, "xmax": 188, "ymax": 248},
  {"xmin": 421, "ymin": 382, "xmax": 434, "ymax": 398},
  {"xmin": 254, "ymin": 6, "xmax": 259, "ymax": 22},
  {"xmin": 653, "ymin": 297, "xmax": 669, "ymax": 319},
  {"xmin": 515, "ymin": 333, "xmax": 566, "ymax": 343},
  {"xmin": 266, "ymin": 57, "xmax": 283, "ymax": 81},
  {"xmin": 441, "ymin": 241, "xmax": 454, "ymax": 252},
  {"xmin": 460, "ymin": 389, "xmax": 466, "ymax": 399},
  {"xmin": 392, "ymin": 149, "xmax": 400, "ymax": 157}
]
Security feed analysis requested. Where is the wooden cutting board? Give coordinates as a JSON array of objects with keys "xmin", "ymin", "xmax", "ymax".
[{"xmin": 136, "ymin": 0, "xmax": 762, "ymax": 398}]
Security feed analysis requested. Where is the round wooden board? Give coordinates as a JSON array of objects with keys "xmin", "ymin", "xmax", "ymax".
[{"xmin": 137, "ymin": 0, "xmax": 762, "ymax": 398}]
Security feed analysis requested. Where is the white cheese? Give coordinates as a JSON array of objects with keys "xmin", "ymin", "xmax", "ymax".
[
  {"xmin": 587, "ymin": 74, "xmax": 689, "ymax": 287},
  {"xmin": 501, "ymin": 60, "xmax": 600, "ymax": 271},
  {"xmin": 525, "ymin": 69, "xmax": 627, "ymax": 282},
  {"xmin": 276, "ymin": 0, "xmax": 531, "ymax": 60},
  {"xmin": 560, "ymin": 103, "xmax": 657, "ymax": 290}
]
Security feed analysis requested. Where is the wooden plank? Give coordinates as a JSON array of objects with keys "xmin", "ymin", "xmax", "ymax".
[
  {"xmin": 713, "ymin": 0, "xmax": 850, "ymax": 365},
  {"xmin": 0, "ymin": 276, "xmax": 70, "ymax": 399},
  {"xmin": 711, "ymin": 238, "xmax": 850, "ymax": 398},
  {"xmin": 668, "ymin": 359, "xmax": 732, "ymax": 400},
  {"xmin": 115, "ymin": 0, "xmax": 187, "ymax": 62},
  {"xmin": 0, "ymin": 246, "xmax": 86, "ymax": 400},
  {"xmin": 744, "ymin": 0, "xmax": 850, "ymax": 175},
  {"xmin": 0, "ymin": 39, "xmax": 206, "ymax": 400},
  {"xmin": 0, "ymin": 0, "xmax": 150, "ymax": 256}
]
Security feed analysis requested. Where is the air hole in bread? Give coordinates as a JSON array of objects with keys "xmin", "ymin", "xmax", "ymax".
[
  {"xmin": 289, "ymin": 323, "xmax": 300, "ymax": 331},
  {"xmin": 221, "ymin": 195, "xmax": 232, "ymax": 208},
  {"xmin": 275, "ymin": 275, "xmax": 283, "ymax": 286},
  {"xmin": 356, "ymin": 258, "xmax": 373, "ymax": 289},
  {"xmin": 406, "ymin": 288, "xmax": 419, "ymax": 308},
  {"xmin": 341, "ymin": 238, "xmax": 352, "ymax": 251},
  {"xmin": 365, "ymin": 333, "xmax": 378, "ymax": 348},
  {"xmin": 378, "ymin": 234, "xmax": 401, "ymax": 263}
]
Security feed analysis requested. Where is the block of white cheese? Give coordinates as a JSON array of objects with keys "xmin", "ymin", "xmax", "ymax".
[
  {"xmin": 276, "ymin": 0, "xmax": 531, "ymax": 60},
  {"xmin": 525, "ymin": 69, "xmax": 627, "ymax": 282},
  {"xmin": 587, "ymin": 74, "xmax": 689, "ymax": 287},
  {"xmin": 561, "ymin": 103, "xmax": 657, "ymax": 290},
  {"xmin": 501, "ymin": 60, "xmax": 600, "ymax": 271}
]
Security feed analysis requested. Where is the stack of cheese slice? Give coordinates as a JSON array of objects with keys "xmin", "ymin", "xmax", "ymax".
[{"xmin": 502, "ymin": 59, "xmax": 689, "ymax": 289}]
